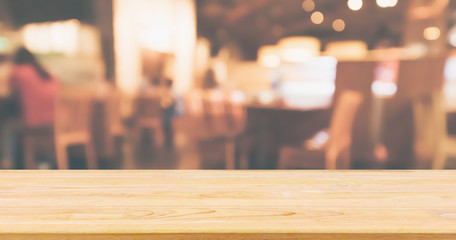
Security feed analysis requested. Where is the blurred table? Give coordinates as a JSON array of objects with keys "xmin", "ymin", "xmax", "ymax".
[
  {"xmin": 0, "ymin": 170, "xmax": 455, "ymax": 240},
  {"xmin": 242, "ymin": 104, "xmax": 331, "ymax": 169}
]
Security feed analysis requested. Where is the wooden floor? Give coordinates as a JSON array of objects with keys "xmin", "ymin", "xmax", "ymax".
[{"xmin": 0, "ymin": 170, "xmax": 455, "ymax": 240}]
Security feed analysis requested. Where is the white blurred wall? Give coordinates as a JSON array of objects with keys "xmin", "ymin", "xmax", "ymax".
[{"xmin": 113, "ymin": 0, "xmax": 196, "ymax": 94}]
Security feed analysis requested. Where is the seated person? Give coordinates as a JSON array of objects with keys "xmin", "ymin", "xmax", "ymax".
[{"xmin": 1, "ymin": 47, "xmax": 58, "ymax": 168}]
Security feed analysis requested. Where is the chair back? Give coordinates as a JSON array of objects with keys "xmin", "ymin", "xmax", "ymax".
[
  {"xmin": 134, "ymin": 93, "xmax": 162, "ymax": 120},
  {"xmin": 224, "ymin": 90, "xmax": 246, "ymax": 134},
  {"xmin": 326, "ymin": 90, "xmax": 364, "ymax": 169},
  {"xmin": 201, "ymin": 89, "xmax": 227, "ymax": 136},
  {"xmin": 107, "ymin": 90, "xmax": 124, "ymax": 135},
  {"xmin": 55, "ymin": 91, "xmax": 93, "ymax": 137}
]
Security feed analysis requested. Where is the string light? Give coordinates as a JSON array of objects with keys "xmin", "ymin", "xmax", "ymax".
[
  {"xmin": 347, "ymin": 0, "xmax": 363, "ymax": 11},
  {"xmin": 332, "ymin": 19, "xmax": 345, "ymax": 32},
  {"xmin": 302, "ymin": 0, "xmax": 315, "ymax": 12},
  {"xmin": 423, "ymin": 27, "xmax": 441, "ymax": 40},
  {"xmin": 376, "ymin": 0, "xmax": 397, "ymax": 8},
  {"xmin": 311, "ymin": 11, "xmax": 324, "ymax": 24}
]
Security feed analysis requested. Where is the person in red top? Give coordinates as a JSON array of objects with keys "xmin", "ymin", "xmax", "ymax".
[
  {"xmin": 9, "ymin": 47, "xmax": 58, "ymax": 127},
  {"xmin": 1, "ymin": 47, "xmax": 58, "ymax": 168}
]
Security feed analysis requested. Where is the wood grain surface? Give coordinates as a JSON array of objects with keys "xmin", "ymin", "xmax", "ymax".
[{"xmin": 0, "ymin": 170, "xmax": 455, "ymax": 240}]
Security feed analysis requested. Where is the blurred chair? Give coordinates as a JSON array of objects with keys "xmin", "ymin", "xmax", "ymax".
[
  {"xmin": 54, "ymin": 92, "xmax": 97, "ymax": 169},
  {"xmin": 224, "ymin": 91, "xmax": 247, "ymax": 169},
  {"xmin": 201, "ymin": 89, "xmax": 228, "ymax": 137},
  {"xmin": 23, "ymin": 126, "xmax": 54, "ymax": 169},
  {"xmin": 325, "ymin": 90, "xmax": 364, "ymax": 169},
  {"xmin": 185, "ymin": 89, "xmax": 247, "ymax": 169},
  {"xmin": 224, "ymin": 90, "xmax": 247, "ymax": 134},
  {"xmin": 278, "ymin": 59, "xmax": 373, "ymax": 170},
  {"xmin": 413, "ymin": 90, "xmax": 456, "ymax": 169},
  {"xmin": 132, "ymin": 93, "xmax": 163, "ymax": 147},
  {"xmin": 279, "ymin": 146, "xmax": 325, "ymax": 169},
  {"xmin": 195, "ymin": 90, "xmax": 229, "ymax": 169},
  {"xmin": 105, "ymin": 90, "xmax": 125, "ymax": 156},
  {"xmin": 184, "ymin": 90, "xmax": 211, "ymax": 139},
  {"xmin": 407, "ymin": 56, "xmax": 449, "ymax": 169}
]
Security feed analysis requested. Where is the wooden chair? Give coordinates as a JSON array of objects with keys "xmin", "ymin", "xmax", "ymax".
[
  {"xmin": 184, "ymin": 90, "xmax": 209, "ymax": 138},
  {"xmin": 413, "ymin": 90, "xmax": 456, "ymax": 169},
  {"xmin": 201, "ymin": 89, "xmax": 228, "ymax": 137},
  {"xmin": 277, "ymin": 60, "xmax": 375, "ymax": 170},
  {"xmin": 325, "ymin": 90, "xmax": 364, "ymax": 169},
  {"xmin": 132, "ymin": 93, "xmax": 163, "ymax": 147},
  {"xmin": 224, "ymin": 91, "xmax": 247, "ymax": 169},
  {"xmin": 399, "ymin": 56, "xmax": 449, "ymax": 169},
  {"xmin": 23, "ymin": 126, "xmax": 55, "ymax": 169},
  {"xmin": 105, "ymin": 90, "xmax": 125, "ymax": 156},
  {"xmin": 279, "ymin": 146, "xmax": 326, "ymax": 169},
  {"xmin": 54, "ymin": 92, "xmax": 97, "ymax": 169},
  {"xmin": 277, "ymin": 91, "xmax": 363, "ymax": 170},
  {"xmin": 224, "ymin": 91, "xmax": 247, "ymax": 134}
]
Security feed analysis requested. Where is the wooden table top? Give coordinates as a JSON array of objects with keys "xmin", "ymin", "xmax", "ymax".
[{"xmin": 1, "ymin": 170, "xmax": 456, "ymax": 240}]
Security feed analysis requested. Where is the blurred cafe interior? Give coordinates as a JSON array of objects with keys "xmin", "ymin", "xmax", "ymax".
[{"xmin": 0, "ymin": 0, "xmax": 456, "ymax": 170}]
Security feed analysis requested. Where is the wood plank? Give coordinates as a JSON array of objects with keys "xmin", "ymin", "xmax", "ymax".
[{"xmin": 0, "ymin": 170, "xmax": 455, "ymax": 240}]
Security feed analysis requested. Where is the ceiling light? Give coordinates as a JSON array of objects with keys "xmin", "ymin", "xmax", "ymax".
[
  {"xmin": 311, "ymin": 11, "xmax": 324, "ymax": 24},
  {"xmin": 347, "ymin": 0, "xmax": 363, "ymax": 11},
  {"xmin": 423, "ymin": 27, "xmax": 441, "ymax": 41},
  {"xmin": 376, "ymin": 0, "xmax": 397, "ymax": 8},
  {"xmin": 302, "ymin": 0, "xmax": 315, "ymax": 12},
  {"xmin": 332, "ymin": 19, "xmax": 345, "ymax": 32}
]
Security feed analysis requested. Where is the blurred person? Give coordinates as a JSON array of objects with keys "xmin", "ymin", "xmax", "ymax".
[
  {"xmin": 202, "ymin": 68, "xmax": 218, "ymax": 89},
  {"xmin": 161, "ymin": 79, "xmax": 176, "ymax": 149},
  {"xmin": 1, "ymin": 47, "xmax": 58, "ymax": 168}
]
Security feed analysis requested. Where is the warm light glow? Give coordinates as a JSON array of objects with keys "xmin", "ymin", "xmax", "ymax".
[
  {"xmin": 371, "ymin": 81, "xmax": 397, "ymax": 97},
  {"xmin": 281, "ymin": 81, "xmax": 335, "ymax": 109},
  {"xmin": 444, "ymin": 57, "xmax": 456, "ymax": 109},
  {"xmin": 444, "ymin": 57, "xmax": 456, "ymax": 82},
  {"xmin": 450, "ymin": 27, "xmax": 456, "ymax": 47},
  {"xmin": 278, "ymin": 56, "xmax": 337, "ymax": 109},
  {"xmin": 278, "ymin": 36, "xmax": 320, "ymax": 63},
  {"xmin": 231, "ymin": 90, "xmax": 246, "ymax": 103},
  {"xmin": 302, "ymin": 0, "xmax": 315, "ymax": 12},
  {"xmin": 325, "ymin": 41, "xmax": 367, "ymax": 60},
  {"xmin": 282, "ymin": 81, "xmax": 335, "ymax": 96},
  {"xmin": 311, "ymin": 11, "xmax": 324, "ymax": 24},
  {"xmin": 372, "ymin": 60, "xmax": 399, "ymax": 98},
  {"xmin": 194, "ymin": 38, "xmax": 211, "ymax": 81},
  {"xmin": 0, "ymin": 37, "xmax": 10, "ymax": 52},
  {"xmin": 423, "ymin": 27, "xmax": 441, "ymax": 41},
  {"xmin": 332, "ymin": 19, "xmax": 345, "ymax": 32},
  {"xmin": 347, "ymin": 0, "xmax": 363, "ymax": 11},
  {"xmin": 307, "ymin": 130, "xmax": 329, "ymax": 150},
  {"xmin": 376, "ymin": 0, "xmax": 397, "ymax": 8},
  {"xmin": 22, "ymin": 20, "xmax": 80, "ymax": 56},
  {"xmin": 139, "ymin": 29, "xmax": 173, "ymax": 53},
  {"xmin": 258, "ymin": 45, "xmax": 281, "ymax": 68},
  {"xmin": 258, "ymin": 90, "xmax": 276, "ymax": 105},
  {"xmin": 213, "ymin": 59, "xmax": 228, "ymax": 83},
  {"xmin": 114, "ymin": 0, "xmax": 196, "ymax": 94}
]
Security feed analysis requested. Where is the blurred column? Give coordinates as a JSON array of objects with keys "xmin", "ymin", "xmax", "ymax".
[
  {"xmin": 94, "ymin": 0, "xmax": 115, "ymax": 82},
  {"xmin": 0, "ymin": 0, "xmax": 12, "ymax": 27},
  {"xmin": 173, "ymin": 0, "xmax": 197, "ymax": 94},
  {"xmin": 113, "ymin": 0, "xmax": 196, "ymax": 94}
]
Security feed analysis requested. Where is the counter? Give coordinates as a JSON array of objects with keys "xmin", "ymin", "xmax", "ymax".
[{"xmin": 1, "ymin": 170, "xmax": 455, "ymax": 239}]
